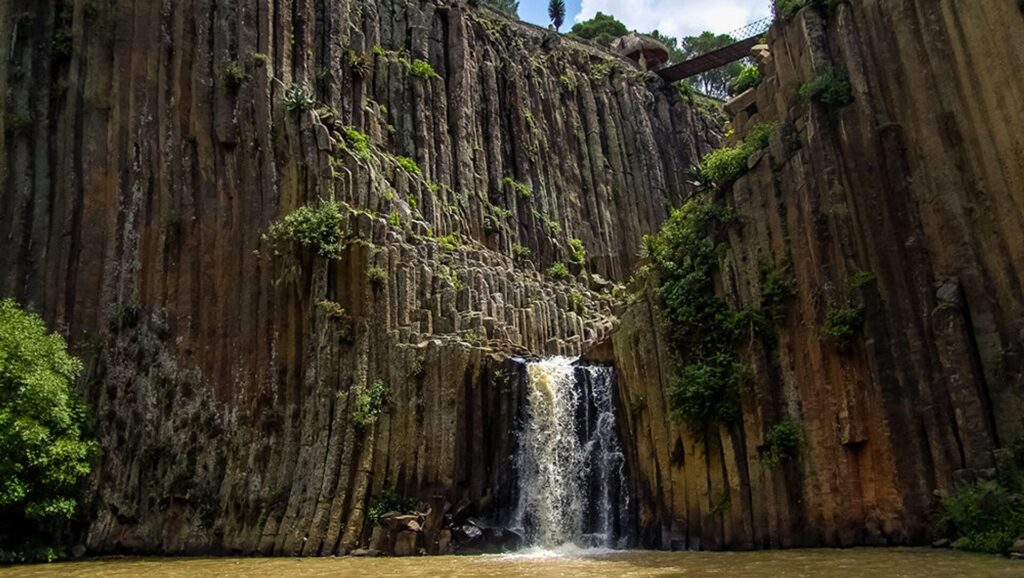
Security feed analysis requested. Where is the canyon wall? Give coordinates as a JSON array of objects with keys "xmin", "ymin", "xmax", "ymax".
[
  {"xmin": 0, "ymin": 0, "xmax": 715, "ymax": 555},
  {"xmin": 612, "ymin": 0, "xmax": 1024, "ymax": 550}
]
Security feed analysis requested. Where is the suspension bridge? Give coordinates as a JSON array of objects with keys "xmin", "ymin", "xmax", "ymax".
[{"xmin": 656, "ymin": 16, "xmax": 774, "ymax": 83}]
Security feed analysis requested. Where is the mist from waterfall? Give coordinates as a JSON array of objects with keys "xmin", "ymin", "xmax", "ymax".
[{"xmin": 514, "ymin": 357, "xmax": 632, "ymax": 551}]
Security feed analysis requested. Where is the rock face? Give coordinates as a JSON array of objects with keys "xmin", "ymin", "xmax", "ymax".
[
  {"xmin": 0, "ymin": 0, "xmax": 714, "ymax": 555},
  {"xmin": 612, "ymin": 0, "xmax": 1024, "ymax": 550}
]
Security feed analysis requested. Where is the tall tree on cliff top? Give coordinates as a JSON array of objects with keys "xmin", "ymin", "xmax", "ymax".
[
  {"xmin": 548, "ymin": 0, "xmax": 566, "ymax": 31},
  {"xmin": 569, "ymin": 12, "xmax": 628, "ymax": 47},
  {"xmin": 680, "ymin": 31, "xmax": 744, "ymax": 98},
  {"xmin": 481, "ymin": 0, "xmax": 519, "ymax": 16},
  {"xmin": 0, "ymin": 299, "xmax": 95, "ymax": 562}
]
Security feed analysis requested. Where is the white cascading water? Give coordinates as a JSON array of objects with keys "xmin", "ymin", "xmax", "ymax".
[{"xmin": 514, "ymin": 357, "xmax": 631, "ymax": 550}]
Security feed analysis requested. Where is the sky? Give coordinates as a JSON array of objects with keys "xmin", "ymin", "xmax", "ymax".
[{"xmin": 518, "ymin": 0, "xmax": 773, "ymax": 39}]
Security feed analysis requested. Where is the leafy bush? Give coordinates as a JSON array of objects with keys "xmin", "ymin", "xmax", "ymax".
[
  {"xmin": 350, "ymin": 379, "xmax": 389, "ymax": 429},
  {"xmin": 512, "ymin": 244, "xmax": 532, "ymax": 262},
  {"xmin": 821, "ymin": 304, "xmax": 864, "ymax": 347},
  {"xmin": 284, "ymin": 85, "xmax": 315, "ymax": 112},
  {"xmin": 394, "ymin": 155, "xmax": 421, "ymax": 175},
  {"xmin": 567, "ymin": 290, "xmax": 586, "ymax": 314},
  {"xmin": 368, "ymin": 488, "xmax": 416, "ymax": 524},
  {"xmin": 409, "ymin": 59, "xmax": 438, "ymax": 80},
  {"xmin": 223, "ymin": 61, "xmax": 247, "ymax": 91},
  {"xmin": 436, "ymin": 233, "xmax": 461, "ymax": 251},
  {"xmin": 503, "ymin": 177, "xmax": 532, "ymax": 199},
  {"xmin": 568, "ymin": 238, "xmax": 587, "ymax": 264},
  {"xmin": 760, "ymin": 418, "xmax": 803, "ymax": 466},
  {"xmin": 343, "ymin": 127, "xmax": 371, "ymax": 159},
  {"xmin": 264, "ymin": 200, "xmax": 347, "ymax": 259},
  {"xmin": 937, "ymin": 481, "xmax": 1024, "ymax": 555},
  {"xmin": 366, "ymin": 266, "xmax": 388, "ymax": 287},
  {"xmin": 698, "ymin": 122, "xmax": 778, "ymax": 189},
  {"xmin": 547, "ymin": 262, "xmax": 571, "ymax": 281},
  {"xmin": 668, "ymin": 359, "xmax": 742, "ymax": 436},
  {"xmin": 799, "ymin": 68, "xmax": 853, "ymax": 111},
  {"xmin": 0, "ymin": 299, "xmax": 96, "ymax": 562},
  {"xmin": 731, "ymin": 65, "xmax": 761, "ymax": 93}
]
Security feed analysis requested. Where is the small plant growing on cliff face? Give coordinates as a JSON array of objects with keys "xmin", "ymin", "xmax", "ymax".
[
  {"xmin": 342, "ymin": 127, "xmax": 371, "ymax": 160},
  {"xmin": 503, "ymin": 177, "xmax": 532, "ymax": 199},
  {"xmin": 759, "ymin": 418, "xmax": 803, "ymax": 466},
  {"xmin": 223, "ymin": 61, "xmax": 248, "ymax": 91},
  {"xmin": 547, "ymin": 262, "xmax": 571, "ymax": 282},
  {"xmin": 350, "ymin": 379, "xmax": 390, "ymax": 430},
  {"xmin": 394, "ymin": 155, "xmax": 421, "ymax": 175},
  {"xmin": 367, "ymin": 488, "xmax": 416, "ymax": 523},
  {"xmin": 435, "ymin": 233, "xmax": 461, "ymax": 251},
  {"xmin": 567, "ymin": 290, "xmax": 586, "ymax": 315},
  {"xmin": 697, "ymin": 122, "xmax": 778, "ymax": 189},
  {"xmin": 366, "ymin": 266, "xmax": 388, "ymax": 288},
  {"xmin": 409, "ymin": 59, "xmax": 438, "ymax": 80},
  {"xmin": 731, "ymin": 65, "xmax": 761, "ymax": 93},
  {"xmin": 0, "ymin": 299, "xmax": 96, "ymax": 562},
  {"xmin": 799, "ymin": 68, "xmax": 853, "ymax": 112},
  {"xmin": 284, "ymin": 85, "xmax": 315, "ymax": 112},
  {"xmin": 568, "ymin": 238, "xmax": 587, "ymax": 265},
  {"xmin": 512, "ymin": 244, "xmax": 532, "ymax": 263},
  {"xmin": 820, "ymin": 304, "xmax": 864, "ymax": 347},
  {"xmin": 264, "ymin": 200, "xmax": 347, "ymax": 259}
]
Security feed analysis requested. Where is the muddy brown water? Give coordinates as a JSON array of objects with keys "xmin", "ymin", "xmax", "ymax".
[{"xmin": 2, "ymin": 547, "xmax": 1021, "ymax": 577}]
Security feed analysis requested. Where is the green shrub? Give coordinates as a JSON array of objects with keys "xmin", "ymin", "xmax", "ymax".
[
  {"xmin": 366, "ymin": 266, "xmax": 388, "ymax": 287},
  {"xmin": 350, "ymin": 379, "xmax": 389, "ymax": 429},
  {"xmin": 436, "ymin": 233, "xmax": 461, "ymax": 251},
  {"xmin": 409, "ymin": 59, "xmax": 438, "ymax": 80},
  {"xmin": 567, "ymin": 290, "xmax": 586, "ymax": 314},
  {"xmin": 368, "ymin": 488, "xmax": 416, "ymax": 524},
  {"xmin": 799, "ymin": 68, "xmax": 853, "ymax": 111},
  {"xmin": 394, "ymin": 155, "xmax": 421, "ymax": 175},
  {"xmin": 343, "ymin": 127, "xmax": 371, "ymax": 159},
  {"xmin": 284, "ymin": 85, "xmax": 315, "ymax": 112},
  {"xmin": 0, "ymin": 299, "xmax": 96, "ymax": 562},
  {"xmin": 223, "ymin": 61, "xmax": 247, "ymax": 91},
  {"xmin": 697, "ymin": 122, "xmax": 778, "ymax": 189},
  {"xmin": 937, "ymin": 481, "xmax": 1024, "ymax": 555},
  {"xmin": 668, "ymin": 359, "xmax": 742, "ymax": 436},
  {"xmin": 547, "ymin": 262, "xmax": 571, "ymax": 281},
  {"xmin": 760, "ymin": 418, "xmax": 803, "ymax": 466},
  {"xmin": 503, "ymin": 177, "xmax": 532, "ymax": 199},
  {"xmin": 731, "ymin": 65, "xmax": 761, "ymax": 93},
  {"xmin": 387, "ymin": 211, "xmax": 403, "ymax": 228},
  {"xmin": 264, "ymin": 200, "xmax": 347, "ymax": 259},
  {"xmin": 568, "ymin": 238, "xmax": 587, "ymax": 264},
  {"xmin": 821, "ymin": 304, "xmax": 864, "ymax": 346},
  {"xmin": 512, "ymin": 244, "xmax": 532, "ymax": 262}
]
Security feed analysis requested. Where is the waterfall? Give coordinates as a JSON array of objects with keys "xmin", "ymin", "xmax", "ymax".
[{"xmin": 514, "ymin": 357, "xmax": 631, "ymax": 550}]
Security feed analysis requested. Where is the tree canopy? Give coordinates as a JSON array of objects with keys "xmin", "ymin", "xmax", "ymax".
[
  {"xmin": 569, "ymin": 12, "xmax": 628, "ymax": 47},
  {"xmin": 548, "ymin": 0, "xmax": 566, "ymax": 31},
  {"xmin": 0, "ymin": 299, "xmax": 95, "ymax": 562}
]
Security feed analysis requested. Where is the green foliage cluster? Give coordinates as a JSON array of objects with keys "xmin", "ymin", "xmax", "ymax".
[
  {"xmin": 567, "ymin": 290, "xmax": 586, "ymax": 315},
  {"xmin": 547, "ymin": 262, "xmax": 571, "ymax": 281},
  {"xmin": 284, "ymin": 85, "xmax": 315, "ymax": 112},
  {"xmin": 799, "ymin": 68, "xmax": 854, "ymax": 112},
  {"xmin": 568, "ymin": 238, "xmax": 587, "ymax": 265},
  {"xmin": 264, "ymin": 200, "xmax": 347, "ymax": 259},
  {"xmin": 223, "ymin": 61, "xmax": 247, "ymax": 91},
  {"xmin": 366, "ymin": 266, "xmax": 388, "ymax": 287},
  {"xmin": 569, "ymin": 12, "xmax": 627, "ymax": 47},
  {"xmin": 698, "ymin": 122, "xmax": 778, "ymax": 189},
  {"xmin": 821, "ymin": 304, "xmax": 864, "ymax": 347},
  {"xmin": 548, "ymin": 0, "xmax": 566, "ymax": 31},
  {"xmin": 350, "ymin": 379, "xmax": 389, "ymax": 429},
  {"xmin": 436, "ymin": 233, "xmax": 461, "ymax": 251},
  {"xmin": 343, "ymin": 127, "xmax": 371, "ymax": 160},
  {"xmin": 731, "ymin": 65, "xmax": 761, "ymax": 93},
  {"xmin": 409, "ymin": 59, "xmax": 438, "ymax": 80},
  {"xmin": 503, "ymin": 177, "xmax": 532, "ymax": 199},
  {"xmin": 760, "ymin": 418, "xmax": 803, "ymax": 466},
  {"xmin": 644, "ymin": 200, "xmax": 750, "ymax": 438},
  {"xmin": 937, "ymin": 481, "xmax": 1024, "ymax": 555},
  {"xmin": 1, "ymin": 299, "xmax": 95, "ymax": 562},
  {"xmin": 394, "ymin": 155, "xmax": 421, "ymax": 175},
  {"xmin": 512, "ymin": 244, "xmax": 532, "ymax": 263},
  {"xmin": 368, "ymin": 488, "xmax": 416, "ymax": 524}
]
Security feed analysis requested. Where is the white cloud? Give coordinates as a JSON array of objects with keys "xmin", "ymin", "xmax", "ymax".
[{"xmin": 575, "ymin": 0, "xmax": 773, "ymax": 39}]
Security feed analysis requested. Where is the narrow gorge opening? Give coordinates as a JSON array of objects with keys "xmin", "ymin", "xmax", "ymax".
[{"xmin": 512, "ymin": 358, "xmax": 633, "ymax": 551}]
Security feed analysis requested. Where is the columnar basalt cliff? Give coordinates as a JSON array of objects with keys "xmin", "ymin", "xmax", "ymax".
[
  {"xmin": 0, "ymin": 0, "xmax": 716, "ymax": 555},
  {"xmin": 612, "ymin": 0, "xmax": 1024, "ymax": 551}
]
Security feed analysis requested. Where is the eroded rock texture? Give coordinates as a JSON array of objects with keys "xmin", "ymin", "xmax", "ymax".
[
  {"xmin": 613, "ymin": 0, "xmax": 1024, "ymax": 550},
  {"xmin": 0, "ymin": 0, "xmax": 714, "ymax": 554}
]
